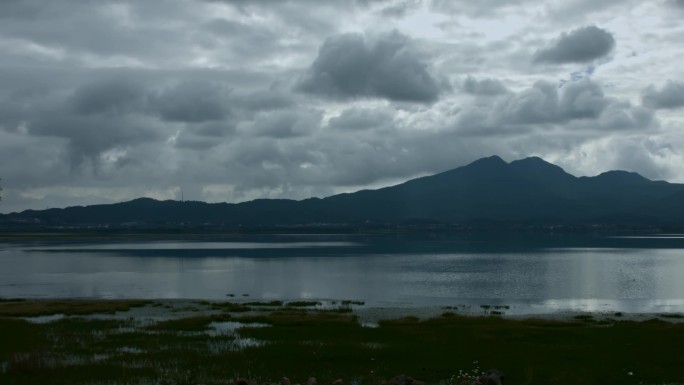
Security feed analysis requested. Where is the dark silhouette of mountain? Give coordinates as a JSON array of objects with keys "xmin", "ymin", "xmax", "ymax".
[{"xmin": 3, "ymin": 156, "xmax": 684, "ymax": 228}]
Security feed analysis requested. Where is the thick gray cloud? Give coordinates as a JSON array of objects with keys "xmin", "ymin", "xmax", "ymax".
[
  {"xmin": 203, "ymin": 18, "xmax": 283, "ymax": 57},
  {"xmin": 462, "ymin": 76, "xmax": 509, "ymax": 96},
  {"xmin": 71, "ymin": 79, "xmax": 147, "ymax": 116},
  {"xmin": 232, "ymin": 88, "xmax": 295, "ymax": 112},
  {"xmin": 558, "ymin": 79, "xmax": 608, "ymax": 119},
  {"xmin": 534, "ymin": 26, "xmax": 615, "ymax": 64},
  {"xmin": 597, "ymin": 102, "xmax": 654, "ymax": 131},
  {"xmin": 642, "ymin": 81, "xmax": 684, "ymax": 109},
  {"xmin": 328, "ymin": 107, "xmax": 396, "ymax": 130},
  {"xmin": 248, "ymin": 109, "xmax": 322, "ymax": 139},
  {"xmin": 29, "ymin": 113, "xmax": 163, "ymax": 170},
  {"xmin": 0, "ymin": 74, "xmax": 164, "ymax": 171},
  {"xmin": 297, "ymin": 31, "xmax": 442, "ymax": 102},
  {"xmin": 0, "ymin": 0, "xmax": 682, "ymax": 214},
  {"xmin": 454, "ymin": 79, "xmax": 652, "ymax": 133},
  {"xmin": 498, "ymin": 81, "xmax": 560, "ymax": 124},
  {"xmin": 0, "ymin": 1, "xmax": 201, "ymax": 66},
  {"xmin": 153, "ymin": 81, "xmax": 231, "ymax": 123}
]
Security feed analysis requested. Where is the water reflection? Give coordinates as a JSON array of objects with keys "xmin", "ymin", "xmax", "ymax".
[{"xmin": 2, "ymin": 234, "xmax": 684, "ymax": 313}]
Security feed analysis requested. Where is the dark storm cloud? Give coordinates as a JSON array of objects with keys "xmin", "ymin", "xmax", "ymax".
[
  {"xmin": 232, "ymin": 88, "xmax": 295, "ymax": 112},
  {"xmin": 204, "ymin": 18, "xmax": 280, "ymax": 49},
  {"xmin": 153, "ymin": 81, "xmax": 231, "ymax": 123},
  {"xmin": 642, "ymin": 81, "xmax": 684, "ymax": 109},
  {"xmin": 30, "ymin": 113, "xmax": 162, "ymax": 169},
  {"xmin": 174, "ymin": 121, "xmax": 237, "ymax": 148},
  {"xmin": 249, "ymin": 109, "xmax": 323, "ymax": 139},
  {"xmin": 534, "ymin": 26, "xmax": 615, "ymax": 64},
  {"xmin": 0, "ymin": 65, "xmax": 283, "ymax": 134},
  {"xmin": 0, "ymin": 98, "xmax": 29, "ymax": 133},
  {"xmin": 0, "ymin": 73, "xmax": 165, "ymax": 170},
  {"xmin": 328, "ymin": 107, "xmax": 395, "ymax": 130},
  {"xmin": 0, "ymin": 59, "xmax": 305, "ymax": 190},
  {"xmin": 192, "ymin": 122, "xmax": 234, "ymax": 137},
  {"xmin": 226, "ymin": 136, "xmax": 324, "ymax": 182},
  {"xmin": 71, "ymin": 79, "xmax": 147, "ymax": 116},
  {"xmin": 173, "ymin": 124, "xmax": 232, "ymax": 150},
  {"xmin": 0, "ymin": 0, "xmax": 40, "ymax": 19},
  {"xmin": 462, "ymin": 76, "xmax": 509, "ymax": 96},
  {"xmin": 297, "ymin": 31, "xmax": 441, "ymax": 102}
]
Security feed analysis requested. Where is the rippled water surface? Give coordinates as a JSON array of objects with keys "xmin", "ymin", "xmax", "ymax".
[{"xmin": 2, "ymin": 233, "xmax": 684, "ymax": 312}]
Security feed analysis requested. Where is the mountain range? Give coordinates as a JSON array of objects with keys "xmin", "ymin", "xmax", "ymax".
[{"xmin": 3, "ymin": 155, "xmax": 684, "ymax": 228}]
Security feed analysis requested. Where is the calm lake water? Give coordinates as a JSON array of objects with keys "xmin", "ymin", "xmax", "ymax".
[{"xmin": 2, "ymin": 233, "xmax": 684, "ymax": 313}]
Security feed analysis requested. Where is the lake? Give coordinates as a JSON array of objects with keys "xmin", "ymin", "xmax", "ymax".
[{"xmin": 2, "ymin": 233, "xmax": 684, "ymax": 314}]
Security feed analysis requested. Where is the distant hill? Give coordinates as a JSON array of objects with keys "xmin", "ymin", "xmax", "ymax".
[{"xmin": 2, "ymin": 156, "xmax": 684, "ymax": 228}]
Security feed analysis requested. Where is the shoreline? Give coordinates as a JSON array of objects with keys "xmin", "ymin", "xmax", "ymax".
[{"xmin": 3, "ymin": 297, "xmax": 684, "ymax": 324}]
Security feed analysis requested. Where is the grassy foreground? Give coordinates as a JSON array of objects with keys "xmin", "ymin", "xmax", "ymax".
[{"xmin": 1, "ymin": 300, "xmax": 684, "ymax": 385}]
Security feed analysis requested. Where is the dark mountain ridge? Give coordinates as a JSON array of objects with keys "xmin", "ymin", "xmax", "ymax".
[{"xmin": 3, "ymin": 156, "xmax": 684, "ymax": 228}]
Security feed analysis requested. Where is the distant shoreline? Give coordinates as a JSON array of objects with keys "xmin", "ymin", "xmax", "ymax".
[
  {"xmin": 1, "ymin": 224, "xmax": 682, "ymax": 236},
  {"xmin": 3, "ymin": 298, "xmax": 684, "ymax": 322}
]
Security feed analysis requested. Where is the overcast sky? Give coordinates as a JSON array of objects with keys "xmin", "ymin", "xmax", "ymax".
[{"xmin": 2, "ymin": 0, "xmax": 684, "ymax": 213}]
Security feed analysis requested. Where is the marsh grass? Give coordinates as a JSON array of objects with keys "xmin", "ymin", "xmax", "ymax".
[
  {"xmin": 2, "ymin": 301, "xmax": 684, "ymax": 385},
  {"xmin": 573, "ymin": 314, "xmax": 595, "ymax": 323},
  {"xmin": 341, "ymin": 300, "xmax": 365, "ymax": 306},
  {"xmin": 0, "ymin": 300, "xmax": 150, "ymax": 317},
  {"xmin": 208, "ymin": 302, "xmax": 252, "ymax": 312},
  {"xmin": 0, "ymin": 298, "xmax": 26, "ymax": 303},
  {"xmin": 285, "ymin": 301, "xmax": 322, "ymax": 307},
  {"xmin": 325, "ymin": 306, "xmax": 354, "ymax": 313},
  {"xmin": 145, "ymin": 315, "xmax": 230, "ymax": 332},
  {"xmin": 243, "ymin": 301, "xmax": 284, "ymax": 307},
  {"xmin": 658, "ymin": 313, "xmax": 684, "ymax": 319}
]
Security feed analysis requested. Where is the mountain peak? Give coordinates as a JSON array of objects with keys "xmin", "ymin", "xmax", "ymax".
[
  {"xmin": 510, "ymin": 156, "xmax": 549, "ymax": 165},
  {"xmin": 465, "ymin": 155, "xmax": 507, "ymax": 168},
  {"xmin": 507, "ymin": 156, "xmax": 575, "ymax": 184},
  {"xmin": 128, "ymin": 197, "xmax": 159, "ymax": 203},
  {"xmin": 594, "ymin": 170, "xmax": 650, "ymax": 184},
  {"xmin": 480, "ymin": 154, "xmax": 506, "ymax": 163},
  {"xmin": 510, "ymin": 156, "xmax": 569, "ymax": 172}
]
